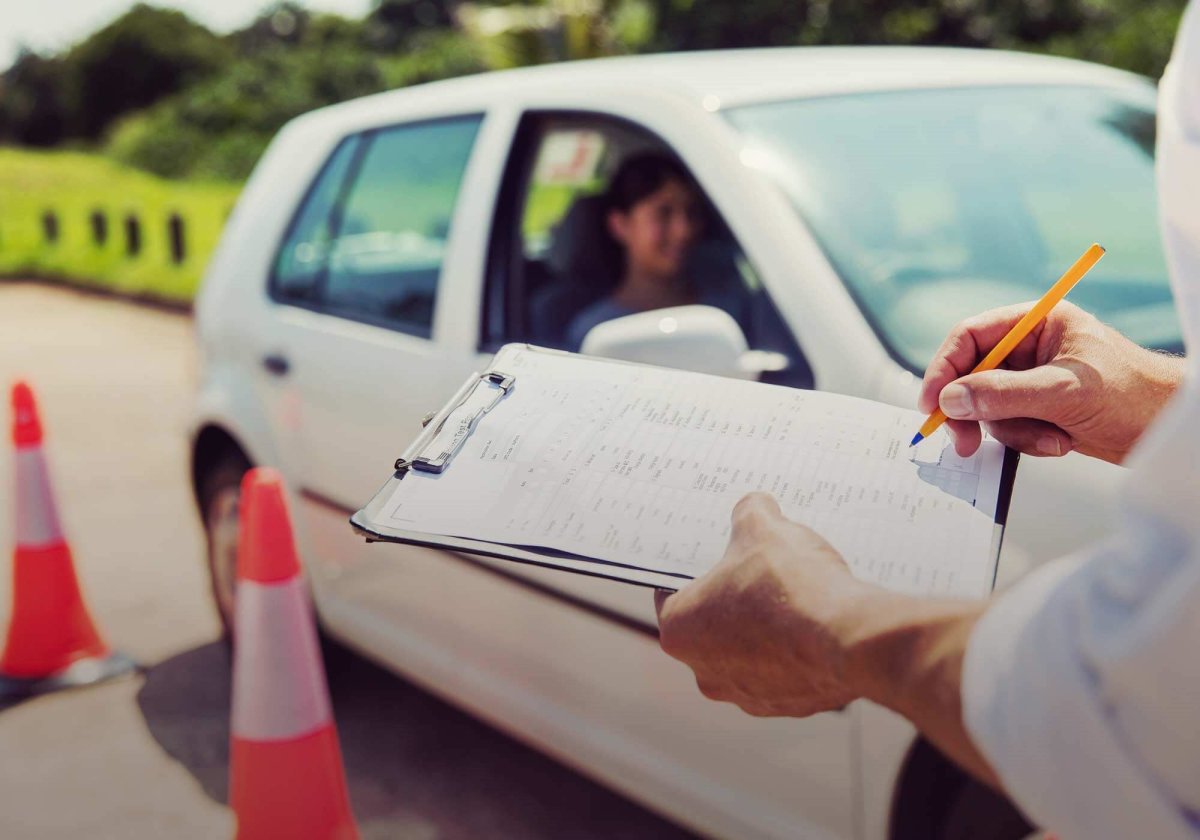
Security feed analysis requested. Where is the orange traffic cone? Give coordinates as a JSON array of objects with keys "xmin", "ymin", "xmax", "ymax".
[
  {"xmin": 0, "ymin": 382, "xmax": 135, "ymax": 699},
  {"xmin": 229, "ymin": 467, "xmax": 358, "ymax": 840}
]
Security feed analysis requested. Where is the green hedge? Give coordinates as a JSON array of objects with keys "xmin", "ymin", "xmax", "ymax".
[{"xmin": 0, "ymin": 148, "xmax": 242, "ymax": 303}]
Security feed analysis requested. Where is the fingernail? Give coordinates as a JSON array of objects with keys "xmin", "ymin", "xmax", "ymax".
[
  {"xmin": 1037, "ymin": 436, "xmax": 1063, "ymax": 456},
  {"xmin": 940, "ymin": 384, "xmax": 973, "ymax": 418}
]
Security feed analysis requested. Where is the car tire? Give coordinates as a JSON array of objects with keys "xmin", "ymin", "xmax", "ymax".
[
  {"xmin": 891, "ymin": 737, "xmax": 1036, "ymax": 840},
  {"xmin": 197, "ymin": 449, "xmax": 252, "ymax": 640}
]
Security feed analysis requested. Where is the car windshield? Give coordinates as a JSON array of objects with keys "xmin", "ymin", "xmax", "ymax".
[{"xmin": 725, "ymin": 85, "xmax": 1182, "ymax": 372}]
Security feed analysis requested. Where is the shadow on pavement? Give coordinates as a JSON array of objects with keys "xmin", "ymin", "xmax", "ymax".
[
  {"xmin": 0, "ymin": 697, "xmax": 31, "ymax": 715},
  {"xmin": 135, "ymin": 642, "xmax": 232, "ymax": 804},
  {"xmin": 137, "ymin": 639, "xmax": 696, "ymax": 840}
]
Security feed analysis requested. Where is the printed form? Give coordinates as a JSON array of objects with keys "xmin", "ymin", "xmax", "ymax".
[{"xmin": 381, "ymin": 346, "xmax": 1009, "ymax": 598}]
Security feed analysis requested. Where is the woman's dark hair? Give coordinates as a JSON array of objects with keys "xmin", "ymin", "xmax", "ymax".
[{"xmin": 605, "ymin": 152, "xmax": 697, "ymax": 213}]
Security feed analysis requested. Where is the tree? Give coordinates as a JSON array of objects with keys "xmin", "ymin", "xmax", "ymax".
[
  {"xmin": 3, "ymin": 0, "xmax": 1184, "ymax": 184},
  {"xmin": 0, "ymin": 50, "xmax": 72, "ymax": 146},
  {"xmin": 64, "ymin": 4, "xmax": 230, "ymax": 140},
  {"xmin": 230, "ymin": 2, "xmax": 315, "ymax": 53},
  {"xmin": 366, "ymin": 0, "xmax": 460, "ymax": 50},
  {"xmin": 457, "ymin": 0, "xmax": 654, "ymax": 67},
  {"xmin": 643, "ymin": 0, "xmax": 808, "ymax": 50},
  {"xmin": 638, "ymin": 0, "xmax": 1185, "ymax": 78}
]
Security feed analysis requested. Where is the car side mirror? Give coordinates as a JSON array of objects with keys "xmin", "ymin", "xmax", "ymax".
[{"xmin": 579, "ymin": 305, "xmax": 789, "ymax": 380}]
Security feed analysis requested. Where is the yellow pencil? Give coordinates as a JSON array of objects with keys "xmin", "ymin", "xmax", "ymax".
[{"xmin": 910, "ymin": 242, "xmax": 1106, "ymax": 446}]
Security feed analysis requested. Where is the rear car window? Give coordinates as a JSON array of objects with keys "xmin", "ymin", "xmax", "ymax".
[
  {"xmin": 273, "ymin": 135, "xmax": 361, "ymax": 301},
  {"xmin": 271, "ymin": 114, "xmax": 483, "ymax": 337}
]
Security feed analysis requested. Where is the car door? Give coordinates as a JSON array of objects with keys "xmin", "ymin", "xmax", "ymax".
[
  {"xmin": 473, "ymin": 110, "xmax": 815, "ymax": 624},
  {"xmin": 264, "ymin": 113, "xmax": 488, "ymax": 584},
  {"xmin": 463, "ymin": 106, "xmax": 860, "ymax": 838}
]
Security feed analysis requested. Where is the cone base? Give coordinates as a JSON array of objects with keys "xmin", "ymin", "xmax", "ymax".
[
  {"xmin": 0, "ymin": 650, "xmax": 137, "ymax": 700},
  {"xmin": 231, "ymin": 726, "xmax": 358, "ymax": 840}
]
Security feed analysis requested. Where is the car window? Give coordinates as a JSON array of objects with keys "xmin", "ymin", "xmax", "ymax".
[
  {"xmin": 272, "ymin": 135, "xmax": 362, "ymax": 301},
  {"xmin": 322, "ymin": 115, "xmax": 483, "ymax": 336},
  {"xmin": 727, "ymin": 85, "xmax": 1181, "ymax": 371},
  {"xmin": 488, "ymin": 114, "xmax": 813, "ymax": 388}
]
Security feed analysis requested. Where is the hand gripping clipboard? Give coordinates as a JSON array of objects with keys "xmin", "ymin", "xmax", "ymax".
[{"xmin": 349, "ymin": 354, "xmax": 692, "ymax": 590}]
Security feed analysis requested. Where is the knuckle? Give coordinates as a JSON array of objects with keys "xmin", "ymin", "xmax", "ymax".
[
  {"xmin": 977, "ymin": 370, "xmax": 1028, "ymax": 415},
  {"xmin": 657, "ymin": 623, "xmax": 686, "ymax": 659},
  {"xmin": 942, "ymin": 331, "xmax": 971, "ymax": 363},
  {"xmin": 971, "ymin": 379, "xmax": 1003, "ymax": 415},
  {"xmin": 696, "ymin": 677, "xmax": 724, "ymax": 701},
  {"xmin": 1057, "ymin": 300, "xmax": 1083, "ymax": 320},
  {"xmin": 956, "ymin": 315, "xmax": 984, "ymax": 336}
]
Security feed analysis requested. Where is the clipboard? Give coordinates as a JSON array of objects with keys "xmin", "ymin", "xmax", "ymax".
[
  {"xmin": 350, "ymin": 351, "xmax": 692, "ymax": 590},
  {"xmin": 351, "ymin": 344, "xmax": 1018, "ymax": 595}
]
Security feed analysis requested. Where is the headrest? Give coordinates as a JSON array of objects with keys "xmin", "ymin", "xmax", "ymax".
[{"xmin": 545, "ymin": 193, "xmax": 621, "ymax": 286}]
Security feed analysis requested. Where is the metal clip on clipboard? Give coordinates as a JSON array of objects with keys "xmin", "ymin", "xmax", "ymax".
[{"xmin": 394, "ymin": 370, "xmax": 515, "ymax": 476}]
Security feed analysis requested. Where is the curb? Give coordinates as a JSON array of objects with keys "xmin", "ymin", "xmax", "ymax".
[{"xmin": 0, "ymin": 275, "xmax": 193, "ymax": 316}]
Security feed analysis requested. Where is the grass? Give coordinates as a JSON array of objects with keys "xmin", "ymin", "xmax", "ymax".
[{"xmin": 0, "ymin": 148, "xmax": 243, "ymax": 304}]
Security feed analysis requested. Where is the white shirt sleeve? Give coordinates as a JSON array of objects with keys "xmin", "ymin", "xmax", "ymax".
[
  {"xmin": 963, "ymin": 520, "xmax": 1200, "ymax": 838},
  {"xmin": 962, "ymin": 5, "xmax": 1200, "ymax": 836}
]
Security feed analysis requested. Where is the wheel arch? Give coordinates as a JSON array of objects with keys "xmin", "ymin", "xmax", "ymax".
[{"xmin": 191, "ymin": 424, "xmax": 255, "ymax": 510}]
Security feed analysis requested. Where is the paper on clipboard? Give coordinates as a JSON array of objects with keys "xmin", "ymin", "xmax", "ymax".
[{"xmin": 352, "ymin": 344, "xmax": 1017, "ymax": 595}]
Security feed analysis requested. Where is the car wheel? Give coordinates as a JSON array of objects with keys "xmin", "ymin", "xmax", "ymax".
[
  {"xmin": 891, "ymin": 737, "xmax": 1035, "ymax": 840},
  {"xmin": 198, "ymin": 450, "xmax": 251, "ymax": 639}
]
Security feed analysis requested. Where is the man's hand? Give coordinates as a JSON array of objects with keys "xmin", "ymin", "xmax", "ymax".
[
  {"xmin": 655, "ymin": 493, "xmax": 998, "ymax": 784},
  {"xmin": 655, "ymin": 493, "xmax": 873, "ymax": 717},
  {"xmin": 919, "ymin": 302, "xmax": 1185, "ymax": 463}
]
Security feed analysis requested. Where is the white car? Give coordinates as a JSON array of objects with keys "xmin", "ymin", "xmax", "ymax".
[{"xmin": 191, "ymin": 47, "xmax": 1179, "ymax": 839}]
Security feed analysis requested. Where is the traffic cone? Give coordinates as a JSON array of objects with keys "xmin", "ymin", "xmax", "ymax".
[
  {"xmin": 0, "ymin": 382, "xmax": 135, "ymax": 699},
  {"xmin": 229, "ymin": 467, "xmax": 358, "ymax": 840}
]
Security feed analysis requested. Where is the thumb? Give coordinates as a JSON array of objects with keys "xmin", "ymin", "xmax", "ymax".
[
  {"xmin": 725, "ymin": 492, "xmax": 784, "ymax": 553},
  {"xmin": 731, "ymin": 492, "xmax": 783, "ymax": 533},
  {"xmin": 939, "ymin": 365, "xmax": 1074, "ymax": 424}
]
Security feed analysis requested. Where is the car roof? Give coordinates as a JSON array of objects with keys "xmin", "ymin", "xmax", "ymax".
[{"xmin": 304, "ymin": 46, "xmax": 1152, "ymax": 131}]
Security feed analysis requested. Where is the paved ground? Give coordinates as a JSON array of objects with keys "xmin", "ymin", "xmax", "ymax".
[{"xmin": 0, "ymin": 283, "xmax": 695, "ymax": 840}]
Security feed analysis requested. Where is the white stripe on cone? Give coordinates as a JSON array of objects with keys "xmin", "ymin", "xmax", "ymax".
[
  {"xmin": 232, "ymin": 577, "xmax": 333, "ymax": 742},
  {"xmin": 15, "ymin": 448, "xmax": 64, "ymax": 549}
]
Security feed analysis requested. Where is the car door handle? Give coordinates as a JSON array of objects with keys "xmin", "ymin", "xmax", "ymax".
[{"xmin": 262, "ymin": 353, "xmax": 290, "ymax": 377}]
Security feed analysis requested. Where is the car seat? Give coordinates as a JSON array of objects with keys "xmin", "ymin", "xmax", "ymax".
[{"xmin": 527, "ymin": 194, "xmax": 622, "ymax": 347}]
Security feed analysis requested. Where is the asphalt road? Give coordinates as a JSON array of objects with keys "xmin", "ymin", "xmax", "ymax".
[{"xmin": 0, "ymin": 283, "xmax": 696, "ymax": 840}]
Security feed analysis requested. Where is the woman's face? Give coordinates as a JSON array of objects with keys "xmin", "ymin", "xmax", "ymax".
[{"xmin": 608, "ymin": 179, "xmax": 703, "ymax": 281}]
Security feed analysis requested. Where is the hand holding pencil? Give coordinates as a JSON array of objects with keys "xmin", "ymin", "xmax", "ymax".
[
  {"xmin": 915, "ymin": 244, "xmax": 1185, "ymax": 465},
  {"xmin": 912, "ymin": 243, "xmax": 1105, "ymax": 447}
]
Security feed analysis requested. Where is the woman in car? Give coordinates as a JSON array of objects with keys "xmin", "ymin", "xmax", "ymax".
[{"xmin": 565, "ymin": 153, "xmax": 710, "ymax": 351}]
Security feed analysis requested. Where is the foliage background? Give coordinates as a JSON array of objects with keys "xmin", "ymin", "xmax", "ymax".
[
  {"xmin": 2, "ymin": 0, "xmax": 1189, "ymax": 182},
  {"xmin": 0, "ymin": 0, "xmax": 1188, "ymax": 300}
]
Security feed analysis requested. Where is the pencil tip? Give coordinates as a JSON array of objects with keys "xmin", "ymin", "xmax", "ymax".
[{"xmin": 909, "ymin": 433, "xmax": 924, "ymax": 447}]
